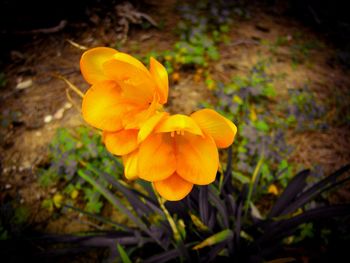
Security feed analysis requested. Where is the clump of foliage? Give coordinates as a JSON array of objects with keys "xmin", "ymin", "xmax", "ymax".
[
  {"xmin": 6, "ymin": 154, "xmax": 349, "ymax": 262},
  {"xmin": 203, "ymin": 61, "xmax": 330, "ymax": 193},
  {"xmin": 266, "ymin": 33, "xmax": 323, "ymax": 68},
  {"xmin": 142, "ymin": 0, "xmax": 244, "ymax": 74},
  {"xmin": 202, "ymin": 61, "xmax": 294, "ymax": 191},
  {"xmin": 286, "ymin": 87, "xmax": 328, "ymax": 131},
  {"xmin": 38, "ymin": 127, "xmax": 123, "ymax": 213}
]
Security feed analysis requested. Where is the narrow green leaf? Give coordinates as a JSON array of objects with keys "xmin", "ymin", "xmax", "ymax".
[
  {"xmin": 117, "ymin": 243, "xmax": 132, "ymax": 263},
  {"xmin": 189, "ymin": 212, "xmax": 209, "ymax": 232},
  {"xmin": 193, "ymin": 229, "xmax": 233, "ymax": 250}
]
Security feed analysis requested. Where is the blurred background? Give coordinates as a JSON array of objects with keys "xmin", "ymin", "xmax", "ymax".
[{"xmin": 0, "ymin": 0, "xmax": 349, "ymax": 261}]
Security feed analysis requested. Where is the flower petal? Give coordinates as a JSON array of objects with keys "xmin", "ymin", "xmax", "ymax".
[
  {"xmin": 122, "ymin": 150, "xmax": 139, "ymax": 180},
  {"xmin": 80, "ymin": 47, "xmax": 118, "ymax": 84},
  {"xmin": 103, "ymin": 129, "xmax": 138, "ymax": 156},
  {"xmin": 154, "ymin": 173, "xmax": 193, "ymax": 201},
  {"xmin": 138, "ymin": 111, "xmax": 169, "ymax": 143},
  {"xmin": 103, "ymin": 59, "xmax": 155, "ymax": 104},
  {"xmin": 138, "ymin": 133, "xmax": 176, "ymax": 181},
  {"xmin": 150, "ymin": 57, "xmax": 168, "ymax": 104},
  {"xmin": 191, "ymin": 109, "xmax": 237, "ymax": 148},
  {"xmin": 176, "ymin": 133, "xmax": 219, "ymax": 185},
  {"xmin": 82, "ymin": 80, "xmax": 136, "ymax": 131},
  {"xmin": 155, "ymin": 114, "xmax": 203, "ymax": 136},
  {"xmin": 112, "ymin": 52, "xmax": 150, "ymax": 74},
  {"xmin": 123, "ymin": 98, "xmax": 161, "ymax": 129}
]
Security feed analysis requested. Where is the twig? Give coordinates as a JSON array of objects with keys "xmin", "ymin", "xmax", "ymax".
[
  {"xmin": 16, "ymin": 20, "xmax": 68, "ymax": 35},
  {"xmin": 66, "ymin": 39, "xmax": 88, "ymax": 50},
  {"xmin": 55, "ymin": 74, "xmax": 84, "ymax": 98},
  {"xmin": 66, "ymin": 89, "xmax": 81, "ymax": 112}
]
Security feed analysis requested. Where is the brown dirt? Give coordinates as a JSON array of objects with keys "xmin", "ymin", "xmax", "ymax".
[{"xmin": 0, "ymin": 1, "xmax": 349, "ymax": 233}]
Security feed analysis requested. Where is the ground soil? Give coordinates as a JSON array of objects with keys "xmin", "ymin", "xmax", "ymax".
[{"xmin": 0, "ymin": 1, "xmax": 349, "ymax": 234}]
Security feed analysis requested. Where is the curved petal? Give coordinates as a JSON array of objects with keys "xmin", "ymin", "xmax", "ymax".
[
  {"xmin": 112, "ymin": 52, "xmax": 150, "ymax": 74},
  {"xmin": 123, "ymin": 98, "xmax": 161, "ymax": 129},
  {"xmin": 191, "ymin": 109, "xmax": 237, "ymax": 148},
  {"xmin": 103, "ymin": 129, "xmax": 138, "ymax": 156},
  {"xmin": 154, "ymin": 173, "xmax": 193, "ymax": 201},
  {"xmin": 176, "ymin": 133, "xmax": 219, "ymax": 185},
  {"xmin": 155, "ymin": 114, "xmax": 203, "ymax": 136},
  {"xmin": 122, "ymin": 150, "xmax": 139, "ymax": 180},
  {"xmin": 103, "ymin": 59, "xmax": 155, "ymax": 104},
  {"xmin": 138, "ymin": 111, "xmax": 169, "ymax": 143},
  {"xmin": 138, "ymin": 133, "xmax": 176, "ymax": 182},
  {"xmin": 80, "ymin": 47, "xmax": 118, "ymax": 84},
  {"xmin": 82, "ymin": 80, "xmax": 136, "ymax": 131},
  {"xmin": 150, "ymin": 57, "xmax": 168, "ymax": 104}
]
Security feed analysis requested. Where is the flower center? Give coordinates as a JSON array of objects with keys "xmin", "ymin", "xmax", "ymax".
[{"xmin": 170, "ymin": 130, "xmax": 185, "ymax": 137}]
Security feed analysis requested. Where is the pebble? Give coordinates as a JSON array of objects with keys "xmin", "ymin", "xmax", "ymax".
[
  {"xmin": 64, "ymin": 102, "xmax": 72, "ymax": 109},
  {"xmin": 54, "ymin": 108, "xmax": 65, "ymax": 120},
  {"xmin": 44, "ymin": 115, "xmax": 53, "ymax": 123},
  {"xmin": 16, "ymin": 79, "xmax": 33, "ymax": 90}
]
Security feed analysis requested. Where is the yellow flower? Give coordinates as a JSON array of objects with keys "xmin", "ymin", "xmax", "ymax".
[
  {"xmin": 121, "ymin": 109, "xmax": 237, "ymax": 201},
  {"xmin": 268, "ymin": 184, "xmax": 279, "ymax": 195},
  {"xmin": 80, "ymin": 47, "xmax": 168, "ymax": 132}
]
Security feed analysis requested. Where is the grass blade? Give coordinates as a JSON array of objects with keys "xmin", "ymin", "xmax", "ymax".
[
  {"xmin": 193, "ymin": 229, "xmax": 233, "ymax": 250},
  {"xmin": 259, "ymin": 204, "xmax": 350, "ymax": 244},
  {"xmin": 208, "ymin": 186, "xmax": 229, "ymax": 228},
  {"xmin": 117, "ymin": 243, "xmax": 132, "ymax": 263},
  {"xmin": 199, "ymin": 186, "xmax": 210, "ymax": 226},
  {"xmin": 268, "ymin": 170, "xmax": 309, "ymax": 218},
  {"xmin": 280, "ymin": 165, "xmax": 350, "ymax": 216},
  {"xmin": 62, "ymin": 204, "xmax": 133, "ymax": 232},
  {"xmin": 77, "ymin": 170, "xmax": 166, "ymax": 249}
]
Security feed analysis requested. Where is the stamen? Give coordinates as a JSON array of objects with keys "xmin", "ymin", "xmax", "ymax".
[
  {"xmin": 180, "ymin": 130, "xmax": 185, "ymax": 136},
  {"xmin": 176, "ymin": 130, "xmax": 181, "ymax": 135},
  {"xmin": 171, "ymin": 131, "xmax": 175, "ymax": 137}
]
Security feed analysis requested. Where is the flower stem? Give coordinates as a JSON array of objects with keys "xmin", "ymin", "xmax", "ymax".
[{"xmin": 154, "ymin": 185, "xmax": 182, "ymax": 242}]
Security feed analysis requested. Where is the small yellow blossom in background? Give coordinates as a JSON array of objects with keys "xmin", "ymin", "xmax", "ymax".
[
  {"xmin": 53, "ymin": 193, "xmax": 64, "ymax": 208},
  {"xmin": 70, "ymin": 189, "xmax": 79, "ymax": 199},
  {"xmin": 249, "ymin": 106, "xmax": 257, "ymax": 122},
  {"xmin": 80, "ymin": 47, "xmax": 237, "ymax": 201},
  {"xmin": 172, "ymin": 72, "xmax": 180, "ymax": 83},
  {"xmin": 232, "ymin": 95, "xmax": 243, "ymax": 105},
  {"xmin": 268, "ymin": 184, "xmax": 279, "ymax": 195}
]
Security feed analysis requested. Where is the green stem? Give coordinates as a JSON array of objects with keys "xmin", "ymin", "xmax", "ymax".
[
  {"xmin": 78, "ymin": 170, "xmax": 166, "ymax": 249},
  {"xmin": 154, "ymin": 186, "xmax": 182, "ymax": 242},
  {"xmin": 244, "ymin": 156, "xmax": 264, "ymax": 220}
]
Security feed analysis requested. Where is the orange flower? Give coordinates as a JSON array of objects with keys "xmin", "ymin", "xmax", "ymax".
[
  {"xmin": 80, "ymin": 47, "xmax": 238, "ymax": 202},
  {"xmin": 122, "ymin": 109, "xmax": 237, "ymax": 201},
  {"xmin": 80, "ymin": 47, "xmax": 168, "ymax": 132}
]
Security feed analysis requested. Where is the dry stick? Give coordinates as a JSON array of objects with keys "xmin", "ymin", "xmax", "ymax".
[
  {"xmin": 66, "ymin": 89, "xmax": 82, "ymax": 112},
  {"xmin": 16, "ymin": 20, "xmax": 68, "ymax": 35},
  {"xmin": 66, "ymin": 39, "xmax": 88, "ymax": 50},
  {"xmin": 55, "ymin": 74, "xmax": 84, "ymax": 98}
]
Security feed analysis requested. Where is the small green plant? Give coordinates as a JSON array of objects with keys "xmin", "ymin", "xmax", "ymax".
[
  {"xmin": 204, "ymin": 61, "xmax": 295, "ymax": 194},
  {"xmin": 140, "ymin": 0, "xmax": 235, "ymax": 78},
  {"xmin": 38, "ymin": 127, "xmax": 124, "ymax": 213}
]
